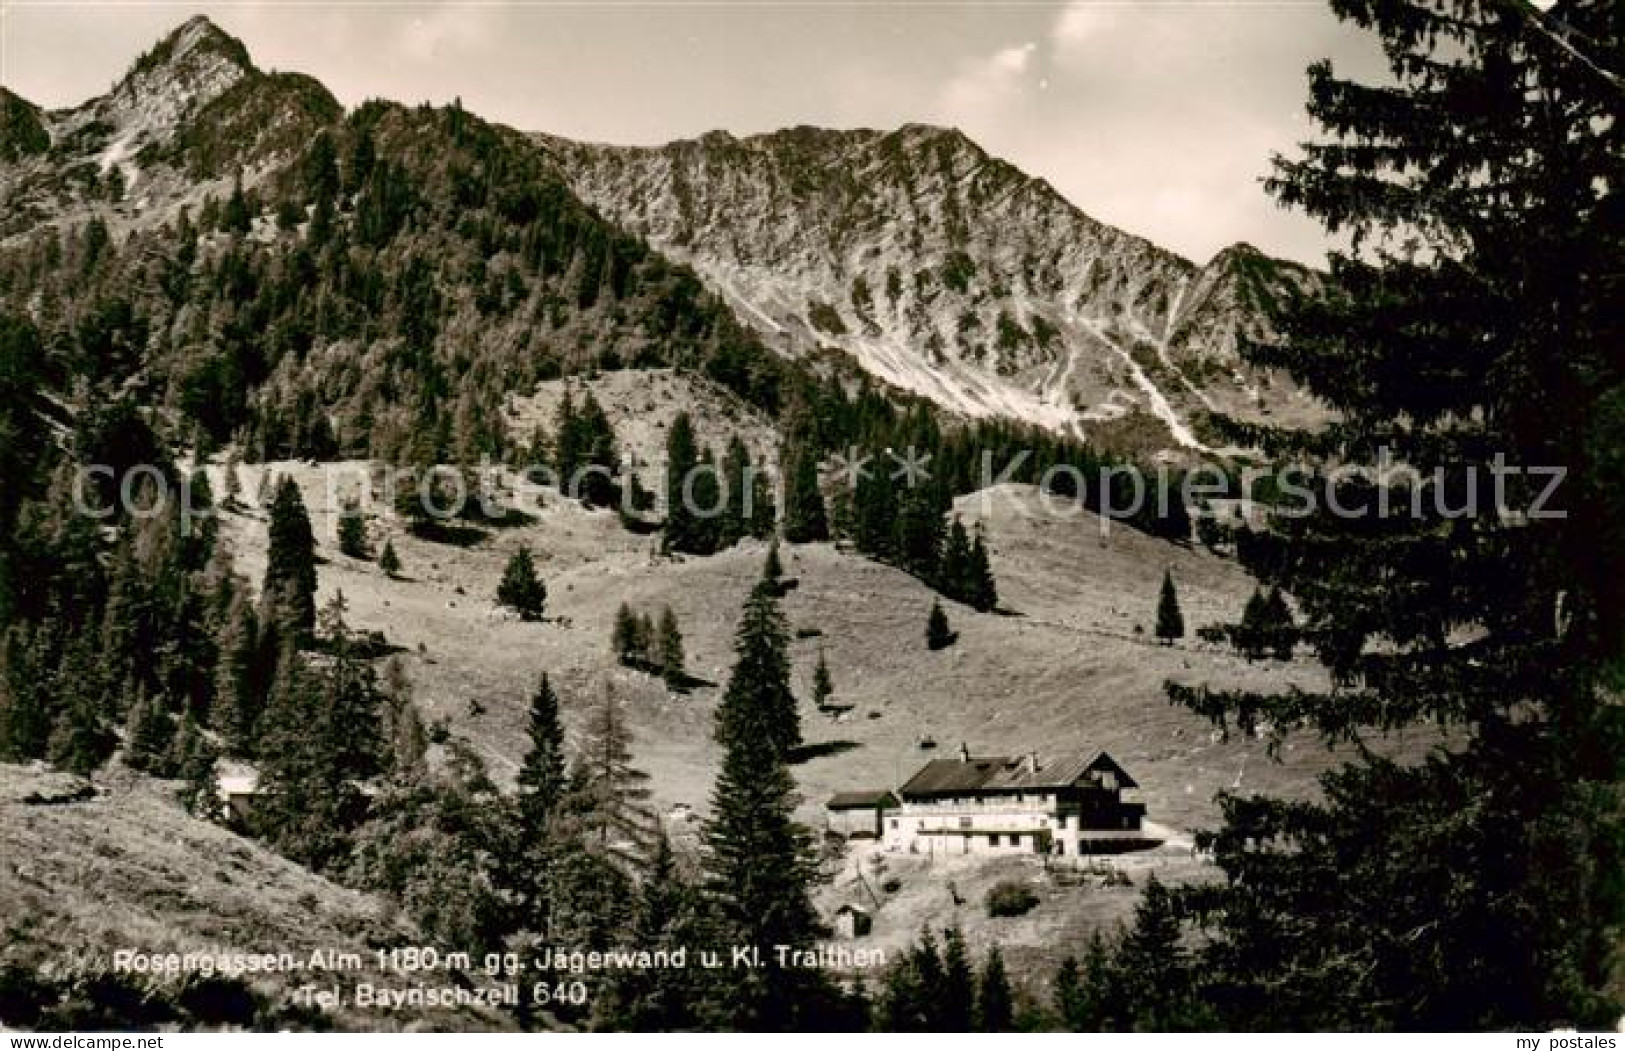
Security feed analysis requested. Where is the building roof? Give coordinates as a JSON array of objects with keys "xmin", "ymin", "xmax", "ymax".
[
  {"xmin": 217, "ymin": 774, "xmax": 259, "ymax": 796},
  {"xmin": 898, "ymin": 750, "xmax": 1136, "ymax": 798},
  {"xmin": 826, "ymin": 789, "xmax": 901, "ymax": 811}
]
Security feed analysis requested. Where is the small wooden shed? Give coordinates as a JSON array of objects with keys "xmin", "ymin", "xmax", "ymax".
[
  {"xmin": 825, "ymin": 789, "xmax": 900, "ymax": 839},
  {"xmin": 834, "ymin": 904, "xmax": 872, "ymax": 939}
]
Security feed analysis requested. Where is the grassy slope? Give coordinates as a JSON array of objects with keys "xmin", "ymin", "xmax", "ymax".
[
  {"xmin": 226, "ymin": 457, "xmax": 1362, "ymax": 836},
  {"xmin": 0, "ymin": 765, "xmax": 504, "ymax": 1031}
]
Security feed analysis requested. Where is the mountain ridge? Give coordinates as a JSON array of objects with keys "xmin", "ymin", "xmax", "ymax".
[
  {"xmin": 537, "ymin": 122, "xmax": 1324, "ymax": 448},
  {"xmin": 3, "ymin": 14, "xmax": 1321, "ymax": 449}
]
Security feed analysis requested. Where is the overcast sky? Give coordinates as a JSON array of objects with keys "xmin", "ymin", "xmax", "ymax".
[{"xmin": 0, "ymin": 1, "xmax": 1389, "ymax": 266}]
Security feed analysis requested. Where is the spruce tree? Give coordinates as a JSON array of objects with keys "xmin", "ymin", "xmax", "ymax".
[
  {"xmin": 315, "ymin": 592, "xmax": 382, "ymax": 778},
  {"xmin": 220, "ymin": 448, "xmax": 242, "ymax": 509},
  {"xmin": 508, "ymin": 671, "xmax": 570, "ymax": 938},
  {"xmin": 663, "ymin": 411, "xmax": 702, "ymax": 554},
  {"xmin": 940, "ymin": 518, "xmax": 973, "ymax": 603},
  {"xmin": 378, "ymin": 538, "xmax": 401, "ymax": 578},
  {"xmin": 968, "ymin": 528, "xmax": 998, "ymax": 613},
  {"xmin": 1161, "ymin": 0, "xmax": 1625, "ymax": 1028},
  {"xmin": 574, "ymin": 687, "xmax": 657, "ymax": 874},
  {"xmin": 1261, "ymin": 586, "xmax": 1295, "ymax": 661},
  {"xmin": 811, "ymin": 647, "xmax": 834, "ymax": 711},
  {"xmin": 0, "ymin": 628, "xmax": 51, "ymax": 761},
  {"xmin": 213, "ymin": 590, "xmax": 262, "ymax": 757},
  {"xmin": 702, "ymin": 663, "xmax": 825, "ymax": 1028},
  {"xmin": 781, "ymin": 440, "xmax": 828, "ymax": 544},
  {"xmin": 1113, "ymin": 875, "xmax": 1202, "ymax": 1029},
  {"xmin": 517, "ymin": 672, "xmax": 569, "ymax": 839},
  {"xmin": 1053, "ymin": 956, "xmax": 1086, "ymax": 1031},
  {"xmin": 926, "ymin": 599, "xmax": 954, "ymax": 651},
  {"xmin": 48, "ymin": 696, "xmax": 112, "ymax": 776},
  {"xmin": 497, "ymin": 546, "xmax": 547, "ymax": 621},
  {"xmin": 612, "ymin": 602, "xmax": 645, "ymax": 667},
  {"xmin": 1154, "ymin": 570, "xmax": 1183, "ymax": 645},
  {"xmin": 264, "ymin": 475, "xmax": 317, "ymax": 641},
  {"xmin": 1235, "ymin": 588, "xmax": 1270, "ymax": 662},
  {"xmin": 762, "ymin": 538, "xmax": 784, "ymax": 585},
  {"xmin": 552, "ymin": 386, "xmax": 583, "ymax": 494},
  {"xmin": 939, "ymin": 927, "xmax": 975, "ymax": 1031},
  {"xmin": 576, "ymin": 392, "xmax": 621, "ymax": 508},
  {"xmin": 748, "ymin": 452, "xmax": 777, "ymax": 541},
  {"xmin": 598, "ymin": 834, "xmax": 704, "ymax": 1030},
  {"xmin": 656, "ymin": 606, "xmax": 685, "ymax": 687},
  {"xmin": 852, "ymin": 460, "xmax": 897, "ymax": 560},
  {"xmin": 879, "ymin": 928, "xmax": 945, "ymax": 1030},
  {"xmin": 893, "ymin": 488, "xmax": 944, "ymax": 580},
  {"xmin": 124, "ymin": 690, "xmax": 176, "ymax": 775},
  {"xmin": 337, "ymin": 498, "xmax": 368, "ymax": 559},
  {"xmin": 718, "ymin": 434, "xmax": 754, "ymax": 550},
  {"xmin": 252, "ymin": 646, "xmax": 365, "ymax": 871},
  {"xmin": 175, "ymin": 715, "xmax": 220, "ymax": 819},
  {"xmin": 975, "ymin": 946, "xmax": 1014, "ymax": 1032},
  {"xmin": 715, "ymin": 582, "xmax": 800, "ymax": 760},
  {"xmin": 689, "ymin": 447, "xmax": 722, "ymax": 555},
  {"xmin": 223, "ymin": 170, "xmax": 251, "ymax": 234},
  {"xmin": 1058, "ymin": 932, "xmax": 1122, "ymax": 1031}
]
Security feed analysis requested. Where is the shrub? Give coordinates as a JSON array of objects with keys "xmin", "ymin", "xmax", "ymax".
[{"xmin": 986, "ymin": 881, "xmax": 1040, "ymax": 918}]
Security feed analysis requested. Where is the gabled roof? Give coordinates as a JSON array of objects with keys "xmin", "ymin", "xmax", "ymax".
[
  {"xmin": 826, "ymin": 789, "xmax": 900, "ymax": 811},
  {"xmin": 898, "ymin": 750, "xmax": 1136, "ymax": 798}
]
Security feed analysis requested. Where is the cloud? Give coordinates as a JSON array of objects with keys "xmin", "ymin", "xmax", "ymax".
[
  {"xmin": 398, "ymin": 3, "xmax": 500, "ymax": 62},
  {"xmin": 1051, "ymin": 2, "xmax": 1122, "ymax": 57},
  {"xmin": 936, "ymin": 41, "xmax": 1037, "ymax": 124}
]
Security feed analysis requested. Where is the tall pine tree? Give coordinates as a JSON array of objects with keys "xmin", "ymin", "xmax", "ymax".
[
  {"xmin": 263, "ymin": 475, "xmax": 317, "ymax": 641},
  {"xmin": 1161, "ymin": 0, "xmax": 1625, "ymax": 1029},
  {"xmin": 663, "ymin": 411, "xmax": 703, "ymax": 554},
  {"xmin": 781, "ymin": 439, "xmax": 828, "ymax": 544},
  {"xmin": 714, "ymin": 580, "xmax": 800, "ymax": 760},
  {"xmin": 1154, "ymin": 570, "xmax": 1183, "ymax": 645},
  {"xmin": 702, "ymin": 590, "xmax": 826, "ymax": 1029}
]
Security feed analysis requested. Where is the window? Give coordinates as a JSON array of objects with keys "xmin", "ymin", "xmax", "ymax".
[
  {"xmin": 1056, "ymin": 841, "xmax": 1065, "ymax": 855},
  {"xmin": 959, "ymin": 816, "xmax": 972, "ymax": 829},
  {"xmin": 890, "ymin": 819, "xmax": 898, "ymax": 829},
  {"xmin": 989, "ymin": 834, "xmax": 1001, "ymax": 847}
]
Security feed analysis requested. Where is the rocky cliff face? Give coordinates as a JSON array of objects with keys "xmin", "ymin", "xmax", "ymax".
[
  {"xmin": 0, "ymin": 15, "xmax": 339, "ymax": 238},
  {"xmin": 540, "ymin": 125, "xmax": 1322, "ymax": 450}
]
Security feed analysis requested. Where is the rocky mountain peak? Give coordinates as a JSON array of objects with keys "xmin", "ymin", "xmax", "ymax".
[
  {"xmin": 110, "ymin": 15, "xmax": 255, "ymax": 115},
  {"xmin": 0, "ymin": 15, "xmax": 337, "ymax": 238},
  {"xmin": 125, "ymin": 15, "xmax": 255, "ymax": 83}
]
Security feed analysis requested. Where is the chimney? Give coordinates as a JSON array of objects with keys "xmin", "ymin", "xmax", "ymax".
[
  {"xmin": 1024, "ymin": 752, "xmax": 1039, "ymax": 775},
  {"xmin": 958, "ymin": 742, "xmax": 971, "ymax": 763}
]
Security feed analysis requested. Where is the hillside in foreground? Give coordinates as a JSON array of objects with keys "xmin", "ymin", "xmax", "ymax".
[{"xmin": 0, "ymin": 764, "xmax": 505, "ymax": 1031}]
